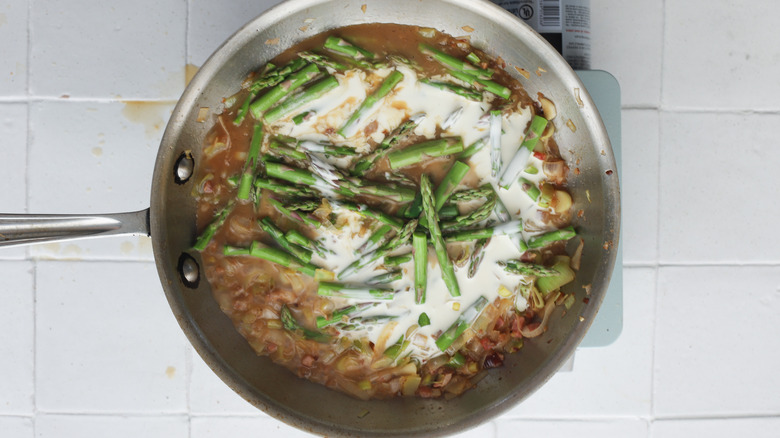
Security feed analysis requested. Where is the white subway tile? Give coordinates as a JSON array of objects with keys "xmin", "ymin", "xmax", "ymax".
[
  {"xmin": 659, "ymin": 112, "xmax": 780, "ymax": 263},
  {"xmin": 191, "ymin": 415, "xmax": 314, "ymax": 438},
  {"xmin": 0, "ymin": 103, "xmax": 28, "ymax": 259},
  {"xmin": 654, "ymin": 266, "xmax": 780, "ymax": 416},
  {"xmin": 187, "ymin": 0, "xmax": 285, "ymax": 67},
  {"xmin": 505, "ymin": 267, "xmax": 654, "ymax": 417},
  {"xmin": 663, "ymin": 0, "xmax": 780, "ymax": 110},
  {"xmin": 495, "ymin": 418, "xmax": 648, "ymax": 438},
  {"xmin": 652, "ymin": 417, "xmax": 780, "ymax": 438},
  {"xmin": 35, "ymin": 261, "xmax": 188, "ymax": 413},
  {"xmin": 621, "ymin": 109, "xmax": 659, "ymax": 264},
  {"xmin": 189, "ymin": 349, "xmax": 263, "ymax": 415},
  {"xmin": 35, "ymin": 414, "xmax": 188, "ymax": 438},
  {"xmin": 27, "ymin": 101, "xmax": 174, "ymax": 261},
  {"xmin": 591, "ymin": 0, "xmax": 663, "ymax": 107},
  {"xmin": 0, "ymin": 262, "xmax": 34, "ymax": 414},
  {"xmin": 0, "ymin": 416, "xmax": 33, "ymax": 438},
  {"xmin": 29, "ymin": 0, "xmax": 186, "ymax": 99},
  {"xmin": 0, "ymin": 0, "xmax": 27, "ymax": 97}
]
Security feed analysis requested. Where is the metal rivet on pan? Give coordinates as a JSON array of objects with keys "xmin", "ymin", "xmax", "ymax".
[
  {"xmin": 174, "ymin": 151, "xmax": 194, "ymax": 184},
  {"xmin": 178, "ymin": 253, "xmax": 200, "ymax": 288}
]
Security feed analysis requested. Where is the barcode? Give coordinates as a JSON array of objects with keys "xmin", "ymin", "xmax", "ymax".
[{"xmin": 539, "ymin": 0, "xmax": 561, "ymax": 27}]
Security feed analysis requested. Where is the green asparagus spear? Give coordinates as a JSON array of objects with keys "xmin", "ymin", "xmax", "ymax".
[
  {"xmin": 223, "ymin": 245, "xmax": 250, "ymax": 256},
  {"xmin": 420, "ymin": 174, "xmax": 460, "ymax": 297},
  {"xmin": 267, "ymin": 139, "xmax": 308, "ymax": 161},
  {"xmin": 235, "ymin": 59, "xmax": 308, "ymax": 125},
  {"xmin": 499, "ymin": 115, "xmax": 548, "ymax": 188},
  {"xmin": 358, "ymin": 224, "xmax": 394, "ymax": 254},
  {"xmin": 527, "ymin": 226, "xmax": 576, "ymax": 249},
  {"xmin": 324, "ymin": 36, "xmax": 375, "ymax": 60},
  {"xmin": 258, "ymin": 217, "xmax": 314, "ymax": 263},
  {"xmin": 266, "ymin": 197, "xmax": 321, "ymax": 228},
  {"xmin": 298, "ymin": 50, "xmax": 350, "ymax": 72},
  {"xmin": 254, "ymin": 178, "xmax": 317, "ymax": 198},
  {"xmin": 297, "ymin": 140, "xmax": 358, "ymax": 157},
  {"xmin": 489, "ymin": 110, "xmax": 502, "ymax": 178},
  {"xmin": 383, "ymin": 253, "xmax": 412, "ymax": 266},
  {"xmin": 367, "ymin": 269, "xmax": 403, "ymax": 285},
  {"xmin": 234, "ymin": 241, "xmax": 322, "ymax": 277},
  {"xmin": 435, "ymin": 296, "xmax": 488, "ymax": 351},
  {"xmin": 440, "ymin": 191, "xmax": 497, "ymax": 232},
  {"xmin": 334, "ymin": 202, "xmax": 403, "ymax": 229},
  {"xmin": 499, "ymin": 260, "xmax": 559, "ymax": 277},
  {"xmin": 338, "ymin": 70, "xmax": 405, "ymax": 138},
  {"xmin": 292, "ymin": 110, "xmax": 313, "ymax": 125},
  {"xmin": 264, "ymin": 161, "xmax": 320, "ymax": 186},
  {"xmin": 520, "ymin": 178, "xmax": 541, "ymax": 201},
  {"xmin": 249, "ymin": 63, "xmax": 320, "ymax": 119},
  {"xmin": 449, "ymin": 185, "xmax": 493, "ymax": 202},
  {"xmin": 467, "ymin": 238, "xmax": 490, "ymax": 278},
  {"xmin": 338, "ymin": 219, "xmax": 418, "ymax": 279},
  {"xmin": 419, "ymin": 44, "xmax": 493, "ymax": 79},
  {"xmin": 285, "ymin": 199, "xmax": 320, "ymax": 212},
  {"xmin": 438, "ymin": 204, "xmax": 459, "ymax": 220},
  {"xmin": 234, "ymin": 90, "xmax": 259, "ymax": 126},
  {"xmin": 345, "ymin": 182, "xmax": 417, "ymax": 203},
  {"xmin": 263, "ymin": 75, "xmax": 340, "ymax": 123},
  {"xmin": 419, "ymin": 78, "xmax": 482, "ymax": 101},
  {"xmin": 412, "ymin": 230, "xmax": 428, "ymax": 304},
  {"xmin": 418, "ymin": 161, "xmax": 471, "ymax": 228},
  {"xmin": 444, "ymin": 220, "xmax": 524, "ymax": 242},
  {"xmin": 316, "ymin": 302, "xmax": 375, "ymax": 328},
  {"xmin": 317, "ymin": 282, "xmax": 395, "ymax": 300},
  {"xmin": 351, "ymin": 115, "xmax": 424, "ymax": 176},
  {"xmin": 283, "ymin": 229, "xmax": 333, "ymax": 259},
  {"xmin": 386, "ymin": 137, "xmax": 464, "ymax": 169},
  {"xmin": 193, "ymin": 202, "xmax": 234, "ymax": 251},
  {"xmin": 449, "ymin": 69, "xmax": 510, "ymax": 99},
  {"xmin": 249, "ymin": 58, "xmax": 308, "ymax": 93},
  {"xmin": 237, "ymin": 123, "xmax": 264, "ymax": 200},
  {"xmin": 280, "ymin": 304, "xmax": 330, "ymax": 342},
  {"xmin": 457, "ymin": 137, "xmax": 489, "ymax": 159}
]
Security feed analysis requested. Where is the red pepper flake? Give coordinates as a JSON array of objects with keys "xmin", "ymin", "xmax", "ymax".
[
  {"xmin": 583, "ymin": 297, "xmax": 590, "ymax": 304},
  {"xmin": 533, "ymin": 151, "xmax": 546, "ymax": 160},
  {"xmin": 606, "ymin": 169, "xmax": 614, "ymax": 175}
]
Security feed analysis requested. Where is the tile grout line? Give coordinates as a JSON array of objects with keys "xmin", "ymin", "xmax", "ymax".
[
  {"xmin": 650, "ymin": 0, "xmax": 668, "ymax": 427},
  {"xmin": 26, "ymin": 0, "xmax": 37, "ymax": 432},
  {"xmin": 31, "ymin": 261, "xmax": 38, "ymax": 433},
  {"xmin": 0, "ymin": 96, "xmax": 180, "ymax": 104}
]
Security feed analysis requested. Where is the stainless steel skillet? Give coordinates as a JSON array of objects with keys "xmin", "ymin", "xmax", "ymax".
[{"xmin": 0, "ymin": 0, "xmax": 620, "ymax": 436}]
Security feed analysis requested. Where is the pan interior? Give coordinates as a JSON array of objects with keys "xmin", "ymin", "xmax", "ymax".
[{"xmin": 150, "ymin": 0, "xmax": 619, "ymax": 436}]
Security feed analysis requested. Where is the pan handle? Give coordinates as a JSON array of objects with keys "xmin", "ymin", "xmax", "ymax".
[{"xmin": 0, "ymin": 209, "xmax": 150, "ymax": 248}]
